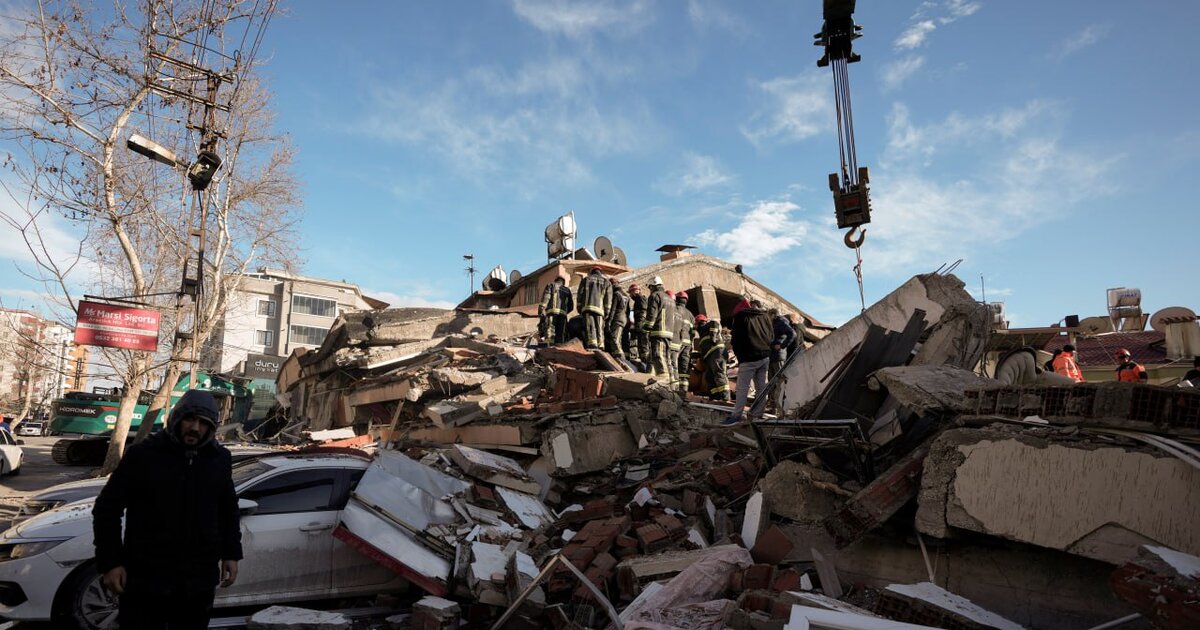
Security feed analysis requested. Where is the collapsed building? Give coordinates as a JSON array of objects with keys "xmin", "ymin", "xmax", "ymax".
[{"xmin": 252, "ymin": 268, "xmax": 1200, "ymax": 630}]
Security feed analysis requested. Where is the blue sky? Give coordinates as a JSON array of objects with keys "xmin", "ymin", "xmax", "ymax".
[{"xmin": 5, "ymin": 0, "xmax": 1200, "ymax": 328}]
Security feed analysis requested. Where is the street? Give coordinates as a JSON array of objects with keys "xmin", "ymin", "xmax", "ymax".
[{"xmin": 0, "ymin": 436, "xmax": 91, "ymax": 528}]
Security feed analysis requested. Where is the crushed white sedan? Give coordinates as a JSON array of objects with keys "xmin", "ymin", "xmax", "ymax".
[{"xmin": 0, "ymin": 451, "xmax": 405, "ymax": 629}]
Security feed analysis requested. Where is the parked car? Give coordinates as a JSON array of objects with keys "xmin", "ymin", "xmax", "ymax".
[
  {"xmin": 12, "ymin": 478, "xmax": 110, "ymax": 524},
  {"xmin": 0, "ymin": 452, "xmax": 404, "ymax": 628},
  {"xmin": 15, "ymin": 422, "xmax": 45, "ymax": 438},
  {"xmin": 0, "ymin": 431, "xmax": 22, "ymax": 476}
]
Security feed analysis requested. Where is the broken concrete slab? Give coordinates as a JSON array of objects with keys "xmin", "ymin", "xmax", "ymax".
[
  {"xmin": 778, "ymin": 274, "xmax": 979, "ymax": 414},
  {"xmin": 496, "ymin": 486, "xmax": 554, "ymax": 529},
  {"xmin": 760, "ymin": 461, "xmax": 842, "ymax": 524},
  {"xmin": 450, "ymin": 444, "xmax": 541, "ymax": 494},
  {"xmin": 1110, "ymin": 545, "xmax": 1200, "ymax": 630},
  {"xmin": 867, "ymin": 365, "xmax": 991, "ymax": 417},
  {"xmin": 616, "ymin": 544, "xmax": 746, "ymax": 600},
  {"xmin": 962, "ymin": 382, "xmax": 1200, "ymax": 437},
  {"xmin": 876, "ymin": 582, "xmax": 1025, "ymax": 630},
  {"xmin": 603, "ymin": 372, "xmax": 659, "ymax": 400},
  {"xmin": 410, "ymin": 596, "xmax": 461, "ymax": 630},
  {"xmin": 916, "ymin": 427, "xmax": 1200, "ymax": 564},
  {"xmin": 541, "ymin": 410, "xmax": 638, "ymax": 476},
  {"xmin": 406, "ymin": 423, "xmax": 541, "ymax": 447},
  {"xmin": 423, "ymin": 375, "xmax": 543, "ymax": 428},
  {"xmin": 247, "ymin": 606, "xmax": 350, "ymax": 630}
]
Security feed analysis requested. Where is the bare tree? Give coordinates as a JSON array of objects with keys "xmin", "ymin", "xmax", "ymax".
[{"xmin": 0, "ymin": 0, "xmax": 298, "ymax": 473}]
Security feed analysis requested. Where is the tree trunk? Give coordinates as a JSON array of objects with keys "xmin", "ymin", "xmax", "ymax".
[
  {"xmin": 134, "ymin": 359, "xmax": 183, "ymax": 443},
  {"xmin": 100, "ymin": 355, "xmax": 147, "ymax": 475}
]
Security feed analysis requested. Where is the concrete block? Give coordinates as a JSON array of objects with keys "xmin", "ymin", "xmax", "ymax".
[
  {"xmin": 875, "ymin": 582, "xmax": 1024, "ymax": 630},
  {"xmin": 541, "ymin": 411, "xmax": 638, "ymax": 475},
  {"xmin": 916, "ymin": 428, "xmax": 1200, "ymax": 565}
]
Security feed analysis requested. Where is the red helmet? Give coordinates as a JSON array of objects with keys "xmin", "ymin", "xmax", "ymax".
[
  {"xmin": 676, "ymin": 291, "xmax": 688, "ymax": 301},
  {"xmin": 591, "ymin": 266, "xmax": 603, "ymax": 273},
  {"xmin": 695, "ymin": 314, "xmax": 708, "ymax": 324},
  {"xmin": 666, "ymin": 290, "xmax": 675, "ymax": 298},
  {"xmin": 1117, "ymin": 348, "xmax": 1132, "ymax": 358}
]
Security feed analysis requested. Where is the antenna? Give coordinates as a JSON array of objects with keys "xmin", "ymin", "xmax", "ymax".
[{"xmin": 463, "ymin": 254, "xmax": 476, "ymax": 295}]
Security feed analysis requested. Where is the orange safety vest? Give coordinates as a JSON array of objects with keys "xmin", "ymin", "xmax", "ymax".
[
  {"xmin": 1052, "ymin": 352, "xmax": 1084, "ymax": 382},
  {"xmin": 1115, "ymin": 361, "xmax": 1146, "ymax": 383}
]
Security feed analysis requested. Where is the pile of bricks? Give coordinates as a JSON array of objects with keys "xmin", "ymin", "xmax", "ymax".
[{"xmin": 709, "ymin": 456, "xmax": 760, "ymax": 498}]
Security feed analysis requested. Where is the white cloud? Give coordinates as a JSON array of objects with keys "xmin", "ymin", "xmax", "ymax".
[
  {"xmin": 942, "ymin": 0, "xmax": 981, "ymax": 21},
  {"xmin": 468, "ymin": 58, "xmax": 585, "ymax": 98},
  {"xmin": 686, "ymin": 0, "xmax": 749, "ymax": 36},
  {"xmin": 741, "ymin": 71, "xmax": 832, "ymax": 149},
  {"xmin": 881, "ymin": 55, "xmax": 925, "ymax": 91},
  {"xmin": 1050, "ymin": 24, "xmax": 1111, "ymax": 61},
  {"xmin": 895, "ymin": 20, "xmax": 937, "ymax": 49},
  {"xmin": 511, "ymin": 0, "xmax": 653, "ymax": 38},
  {"xmin": 365, "ymin": 290, "xmax": 457, "ymax": 310},
  {"xmin": 656, "ymin": 152, "xmax": 734, "ymax": 195},
  {"xmin": 693, "ymin": 200, "xmax": 808, "ymax": 266},
  {"xmin": 884, "ymin": 100, "xmax": 1053, "ymax": 162}
]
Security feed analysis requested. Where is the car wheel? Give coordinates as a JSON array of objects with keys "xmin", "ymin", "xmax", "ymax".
[{"xmin": 53, "ymin": 562, "xmax": 119, "ymax": 630}]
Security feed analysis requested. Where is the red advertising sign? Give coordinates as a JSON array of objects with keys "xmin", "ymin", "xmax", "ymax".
[{"xmin": 74, "ymin": 300, "xmax": 161, "ymax": 351}]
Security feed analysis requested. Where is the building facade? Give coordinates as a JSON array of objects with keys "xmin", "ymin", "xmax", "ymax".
[
  {"xmin": 202, "ymin": 268, "xmax": 387, "ymax": 377},
  {"xmin": 0, "ymin": 308, "xmax": 88, "ymax": 417}
]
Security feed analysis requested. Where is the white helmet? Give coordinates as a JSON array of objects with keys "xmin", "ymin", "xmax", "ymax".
[{"xmin": 650, "ymin": 276, "xmax": 664, "ymax": 287}]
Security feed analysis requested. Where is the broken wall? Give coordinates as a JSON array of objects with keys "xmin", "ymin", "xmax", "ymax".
[{"xmin": 917, "ymin": 427, "xmax": 1200, "ymax": 565}]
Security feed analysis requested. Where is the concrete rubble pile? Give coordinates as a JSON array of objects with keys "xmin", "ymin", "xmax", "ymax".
[{"xmin": 260, "ymin": 274, "xmax": 1199, "ymax": 630}]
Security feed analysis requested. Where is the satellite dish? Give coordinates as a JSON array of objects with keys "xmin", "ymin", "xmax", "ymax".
[
  {"xmin": 612, "ymin": 247, "xmax": 627, "ymax": 266},
  {"xmin": 1150, "ymin": 306, "xmax": 1198, "ymax": 333},
  {"xmin": 594, "ymin": 236, "xmax": 614, "ymax": 262},
  {"xmin": 1078, "ymin": 316, "xmax": 1113, "ymax": 335},
  {"xmin": 509, "ymin": 269, "xmax": 522, "ymax": 284}
]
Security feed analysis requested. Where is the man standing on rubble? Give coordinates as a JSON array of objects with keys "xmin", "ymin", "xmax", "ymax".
[
  {"xmin": 539, "ymin": 272, "xmax": 573, "ymax": 345},
  {"xmin": 606, "ymin": 278, "xmax": 630, "ymax": 361},
  {"xmin": 675, "ymin": 292, "xmax": 695, "ymax": 392},
  {"xmin": 1114, "ymin": 348, "xmax": 1148, "ymax": 382},
  {"xmin": 769, "ymin": 308, "xmax": 796, "ymax": 380},
  {"xmin": 93, "ymin": 389, "xmax": 242, "ymax": 628},
  {"xmin": 723, "ymin": 298, "xmax": 774, "ymax": 425},
  {"xmin": 696, "ymin": 314, "xmax": 730, "ymax": 401},
  {"xmin": 786, "ymin": 313, "xmax": 806, "ymax": 361},
  {"xmin": 628, "ymin": 284, "xmax": 648, "ymax": 370},
  {"xmin": 642, "ymin": 277, "xmax": 676, "ymax": 380},
  {"xmin": 577, "ymin": 266, "xmax": 612, "ymax": 350},
  {"xmin": 1053, "ymin": 344, "xmax": 1085, "ymax": 382}
]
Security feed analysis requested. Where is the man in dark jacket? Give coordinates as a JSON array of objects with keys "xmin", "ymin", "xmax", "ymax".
[
  {"xmin": 577, "ymin": 266, "xmax": 612, "ymax": 349},
  {"xmin": 539, "ymin": 272, "xmax": 574, "ymax": 345},
  {"xmin": 724, "ymin": 298, "xmax": 774, "ymax": 425},
  {"xmin": 93, "ymin": 389, "xmax": 242, "ymax": 629},
  {"xmin": 605, "ymin": 278, "xmax": 630, "ymax": 360},
  {"xmin": 675, "ymin": 292, "xmax": 695, "ymax": 392},
  {"xmin": 769, "ymin": 309, "xmax": 796, "ymax": 380},
  {"xmin": 628, "ymin": 284, "xmax": 648, "ymax": 370}
]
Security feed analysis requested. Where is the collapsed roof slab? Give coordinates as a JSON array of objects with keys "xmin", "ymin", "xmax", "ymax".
[
  {"xmin": 778, "ymin": 273, "xmax": 982, "ymax": 415},
  {"xmin": 916, "ymin": 427, "xmax": 1200, "ymax": 565}
]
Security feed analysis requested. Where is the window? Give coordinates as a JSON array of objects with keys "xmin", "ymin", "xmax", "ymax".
[
  {"xmin": 292, "ymin": 295, "xmax": 337, "ymax": 318},
  {"xmin": 239, "ymin": 469, "xmax": 336, "ymax": 515},
  {"xmin": 0, "ymin": 431, "xmax": 12, "ymax": 446},
  {"xmin": 289, "ymin": 325, "xmax": 328, "ymax": 346},
  {"xmin": 257, "ymin": 299, "xmax": 277, "ymax": 317},
  {"xmin": 255, "ymin": 330, "xmax": 274, "ymax": 347}
]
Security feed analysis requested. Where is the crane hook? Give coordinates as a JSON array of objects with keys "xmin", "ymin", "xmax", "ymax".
[{"xmin": 843, "ymin": 226, "xmax": 866, "ymax": 249}]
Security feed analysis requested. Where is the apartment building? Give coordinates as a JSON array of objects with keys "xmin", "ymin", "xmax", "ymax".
[{"xmin": 0, "ymin": 308, "xmax": 88, "ymax": 414}]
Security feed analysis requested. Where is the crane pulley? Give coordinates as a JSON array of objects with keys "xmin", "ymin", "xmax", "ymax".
[{"xmin": 815, "ymin": 0, "xmax": 872, "ymax": 249}]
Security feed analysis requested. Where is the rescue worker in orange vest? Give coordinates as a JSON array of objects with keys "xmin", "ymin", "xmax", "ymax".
[
  {"xmin": 1114, "ymin": 348, "xmax": 1148, "ymax": 382},
  {"xmin": 1052, "ymin": 344, "xmax": 1085, "ymax": 382}
]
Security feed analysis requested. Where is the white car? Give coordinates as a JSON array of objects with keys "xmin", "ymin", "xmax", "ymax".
[
  {"xmin": 15, "ymin": 422, "xmax": 45, "ymax": 438},
  {"xmin": 0, "ymin": 431, "xmax": 22, "ymax": 476},
  {"xmin": 0, "ymin": 452, "xmax": 405, "ymax": 629}
]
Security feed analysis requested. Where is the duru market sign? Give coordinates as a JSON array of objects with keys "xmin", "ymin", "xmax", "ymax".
[
  {"xmin": 243, "ymin": 353, "xmax": 284, "ymax": 380},
  {"xmin": 74, "ymin": 301, "xmax": 160, "ymax": 352}
]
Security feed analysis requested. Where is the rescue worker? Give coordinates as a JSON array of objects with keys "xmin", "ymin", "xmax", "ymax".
[
  {"xmin": 628, "ymin": 284, "xmax": 648, "ymax": 370},
  {"xmin": 539, "ymin": 272, "xmax": 573, "ymax": 345},
  {"xmin": 675, "ymin": 291, "xmax": 694, "ymax": 392},
  {"xmin": 664, "ymin": 290, "xmax": 681, "ymax": 387},
  {"xmin": 641, "ymin": 277, "xmax": 675, "ymax": 380},
  {"xmin": 696, "ymin": 314, "xmax": 730, "ymax": 401},
  {"xmin": 723, "ymin": 298, "xmax": 774, "ymax": 425},
  {"xmin": 605, "ymin": 278, "xmax": 630, "ymax": 360},
  {"xmin": 576, "ymin": 266, "xmax": 612, "ymax": 350},
  {"xmin": 786, "ymin": 313, "xmax": 806, "ymax": 360},
  {"xmin": 1052, "ymin": 343, "xmax": 1085, "ymax": 382},
  {"xmin": 1114, "ymin": 348, "xmax": 1148, "ymax": 382}
]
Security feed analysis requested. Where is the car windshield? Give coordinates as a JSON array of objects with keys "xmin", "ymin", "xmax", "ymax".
[{"xmin": 231, "ymin": 459, "xmax": 275, "ymax": 487}]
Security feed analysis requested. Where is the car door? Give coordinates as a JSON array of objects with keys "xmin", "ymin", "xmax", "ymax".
[
  {"xmin": 218, "ymin": 467, "xmax": 338, "ymax": 600},
  {"xmin": 0, "ymin": 431, "xmax": 18, "ymax": 473},
  {"xmin": 329, "ymin": 467, "xmax": 398, "ymax": 591}
]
